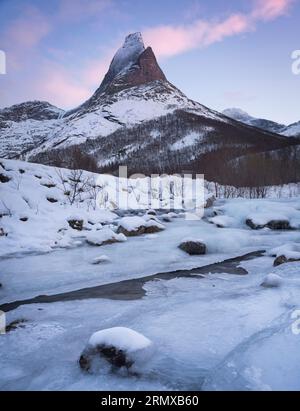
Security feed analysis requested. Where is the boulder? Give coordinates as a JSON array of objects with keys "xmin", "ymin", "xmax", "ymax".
[
  {"xmin": 117, "ymin": 216, "xmax": 164, "ymax": 237},
  {"xmin": 68, "ymin": 219, "xmax": 83, "ymax": 231},
  {"xmin": 273, "ymin": 255, "xmax": 288, "ymax": 267},
  {"xmin": 146, "ymin": 209, "xmax": 157, "ymax": 216},
  {"xmin": 79, "ymin": 327, "xmax": 153, "ymax": 375},
  {"xmin": 245, "ymin": 219, "xmax": 265, "ymax": 230},
  {"xmin": 261, "ymin": 273, "xmax": 282, "ymax": 288},
  {"xmin": 274, "ymin": 254, "xmax": 300, "ymax": 267},
  {"xmin": 0, "ymin": 173, "xmax": 11, "ymax": 183},
  {"xmin": 179, "ymin": 239, "xmax": 206, "ymax": 255},
  {"xmin": 266, "ymin": 220, "xmax": 292, "ymax": 230},
  {"xmin": 246, "ymin": 218, "xmax": 292, "ymax": 230},
  {"xmin": 161, "ymin": 214, "xmax": 172, "ymax": 222},
  {"xmin": 86, "ymin": 228, "xmax": 126, "ymax": 246}
]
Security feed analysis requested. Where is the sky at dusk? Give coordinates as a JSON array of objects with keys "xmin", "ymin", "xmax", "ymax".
[{"xmin": 0, "ymin": 0, "xmax": 299, "ymax": 124}]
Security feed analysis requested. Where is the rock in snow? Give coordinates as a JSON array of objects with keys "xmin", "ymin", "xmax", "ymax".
[
  {"xmin": 261, "ymin": 273, "xmax": 283, "ymax": 288},
  {"xmin": 86, "ymin": 228, "xmax": 126, "ymax": 246},
  {"xmin": 179, "ymin": 239, "xmax": 207, "ymax": 255},
  {"xmin": 246, "ymin": 217, "xmax": 292, "ymax": 230},
  {"xmin": 274, "ymin": 254, "xmax": 300, "ymax": 266},
  {"xmin": 117, "ymin": 216, "xmax": 165, "ymax": 236},
  {"xmin": 79, "ymin": 327, "xmax": 153, "ymax": 374}
]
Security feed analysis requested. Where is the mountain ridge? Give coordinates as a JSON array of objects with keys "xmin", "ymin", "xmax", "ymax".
[{"xmin": 222, "ymin": 108, "xmax": 300, "ymax": 138}]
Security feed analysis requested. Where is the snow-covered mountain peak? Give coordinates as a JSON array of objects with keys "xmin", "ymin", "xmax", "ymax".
[
  {"xmin": 123, "ymin": 32, "xmax": 144, "ymax": 49},
  {"xmin": 0, "ymin": 101, "xmax": 64, "ymax": 122},
  {"xmin": 63, "ymin": 32, "xmax": 168, "ymax": 118},
  {"xmin": 222, "ymin": 108, "xmax": 253, "ymax": 122},
  {"xmin": 97, "ymin": 32, "xmax": 146, "ymax": 94},
  {"xmin": 222, "ymin": 107, "xmax": 300, "ymax": 137}
]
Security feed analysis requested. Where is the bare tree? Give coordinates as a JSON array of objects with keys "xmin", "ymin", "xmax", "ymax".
[{"xmin": 56, "ymin": 168, "xmax": 92, "ymax": 206}]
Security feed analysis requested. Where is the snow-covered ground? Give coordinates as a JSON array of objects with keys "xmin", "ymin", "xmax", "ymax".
[{"xmin": 1, "ymin": 159, "xmax": 300, "ymax": 391}]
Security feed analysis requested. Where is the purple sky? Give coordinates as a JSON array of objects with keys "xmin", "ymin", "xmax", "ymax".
[{"xmin": 0, "ymin": 0, "xmax": 299, "ymax": 124}]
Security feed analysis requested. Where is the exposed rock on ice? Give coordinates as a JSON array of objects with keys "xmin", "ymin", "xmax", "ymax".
[
  {"xmin": 86, "ymin": 228, "xmax": 126, "ymax": 247},
  {"xmin": 179, "ymin": 239, "xmax": 207, "ymax": 255},
  {"xmin": 117, "ymin": 216, "xmax": 165, "ymax": 236}
]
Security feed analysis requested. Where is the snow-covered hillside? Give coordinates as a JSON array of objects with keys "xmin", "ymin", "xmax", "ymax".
[
  {"xmin": 282, "ymin": 121, "xmax": 300, "ymax": 138},
  {"xmin": 0, "ymin": 159, "xmax": 212, "ymax": 258}
]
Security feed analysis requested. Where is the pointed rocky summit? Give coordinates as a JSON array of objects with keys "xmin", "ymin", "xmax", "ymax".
[{"xmin": 97, "ymin": 32, "xmax": 166, "ymax": 94}]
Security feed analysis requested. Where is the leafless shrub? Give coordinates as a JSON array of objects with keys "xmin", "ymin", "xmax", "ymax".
[{"xmin": 56, "ymin": 168, "xmax": 93, "ymax": 205}]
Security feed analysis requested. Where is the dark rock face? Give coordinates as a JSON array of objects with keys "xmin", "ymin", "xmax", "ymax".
[
  {"xmin": 68, "ymin": 219, "xmax": 83, "ymax": 231},
  {"xmin": 120, "ymin": 47, "xmax": 166, "ymax": 90},
  {"xmin": 179, "ymin": 240, "xmax": 206, "ymax": 255},
  {"xmin": 274, "ymin": 254, "xmax": 300, "ymax": 266}
]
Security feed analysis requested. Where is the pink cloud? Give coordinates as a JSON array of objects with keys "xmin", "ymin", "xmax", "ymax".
[
  {"xmin": 143, "ymin": 0, "xmax": 293, "ymax": 58},
  {"xmin": 4, "ymin": 7, "xmax": 51, "ymax": 49},
  {"xmin": 38, "ymin": 65, "xmax": 91, "ymax": 108},
  {"xmin": 252, "ymin": 0, "xmax": 293, "ymax": 21},
  {"xmin": 83, "ymin": 53, "xmax": 115, "ymax": 87},
  {"xmin": 57, "ymin": 0, "xmax": 112, "ymax": 22},
  {"xmin": 1, "ymin": 0, "xmax": 294, "ymax": 110},
  {"xmin": 143, "ymin": 14, "xmax": 253, "ymax": 58}
]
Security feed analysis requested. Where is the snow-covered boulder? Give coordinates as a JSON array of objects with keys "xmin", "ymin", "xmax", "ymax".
[
  {"xmin": 208, "ymin": 215, "xmax": 235, "ymax": 228},
  {"xmin": 261, "ymin": 273, "xmax": 283, "ymax": 288},
  {"xmin": 146, "ymin": 209, "xmax": 156, "ymax": 216},
  {"xmin": 160, "ymin": 212, "xmax": 179, "ymax": 222},
  {"xmin": 79, "ymin": 327, "xmax": 153, "ymax": 375},
  {"xmin": 179, "ymin": 239, "xmax": 206, "ymax": 255},
  {"xmin": 86, "ymin": 228, "xmax": 126, "ymax": 246},
  {"xmin": 117, "ymin": 216, "xmax": 165, "ymax": 236}
]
